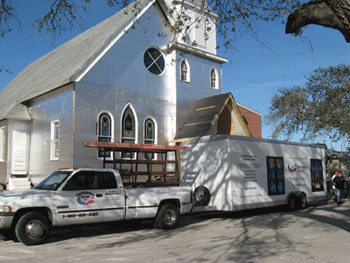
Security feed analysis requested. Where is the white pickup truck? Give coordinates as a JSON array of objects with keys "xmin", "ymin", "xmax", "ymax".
[{"xmin": 0, "ymin": 168, "xmax": 193, "ymax": 245}]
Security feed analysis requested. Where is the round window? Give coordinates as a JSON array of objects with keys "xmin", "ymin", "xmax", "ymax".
[{"xmin": 144, "ymin": 47, "xmax": 165, "ymax": 75}]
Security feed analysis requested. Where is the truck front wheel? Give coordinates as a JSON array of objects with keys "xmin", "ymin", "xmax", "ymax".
[
  {"xmin": 155, "ymin": 204, "xmax": 180, "ymax": 230},
  {"xmin": 15, "ymin": 212, "xmax": 50, "ymax": 246}
]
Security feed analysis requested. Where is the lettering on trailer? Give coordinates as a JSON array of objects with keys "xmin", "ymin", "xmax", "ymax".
[
  {"xmin": 288, "ymin": 163, "xmax": 307, "ymax": 173},
  {"xmin": 238, "ymin": 154, "xmax": 262, "ymax": 182}
]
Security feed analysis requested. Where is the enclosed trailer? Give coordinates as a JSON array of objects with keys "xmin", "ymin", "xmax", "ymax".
[{"xmin": 180, "ymin": 135, "xmax": 327, "ymax": 211}]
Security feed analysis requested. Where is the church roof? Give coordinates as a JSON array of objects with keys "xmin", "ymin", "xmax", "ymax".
[
  {"xmin": 174, "ymin": 93, "xmax": 252, "ymax": 141},
  {"xmin": 0, "ymin": 0, "xmax": 152, "ymax": 120},
  {"xmin": 0, "ymin": 0, "xmax": 218, "ymax": 121}
]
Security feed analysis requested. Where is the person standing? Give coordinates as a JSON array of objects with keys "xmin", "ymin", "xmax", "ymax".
[
  {"xmin": 333, "ymin": 171, "xmax": 347, "ymax": 205},
  {"xmin": 332, "ymin": 170, "xmax": 338, "ymax": 202}
]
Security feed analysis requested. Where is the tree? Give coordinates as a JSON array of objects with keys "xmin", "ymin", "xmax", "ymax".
[
  {"xmin": 266, "ymin": 64, "xmax": 350, "ymax": 142},
  {"xmin": 286, "ymin": 0, "xmax": 350, "ymax": 43},
  {"xmin": 0, "ymin": 0, "xmax": 301, "ymax": 48}
]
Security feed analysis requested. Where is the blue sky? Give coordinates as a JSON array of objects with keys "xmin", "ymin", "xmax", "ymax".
[{"xmin": 1, "ymin": 1, "xmax": 350, "ymax": 150}]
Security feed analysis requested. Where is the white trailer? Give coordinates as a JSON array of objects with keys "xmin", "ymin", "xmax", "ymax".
[{"xmin": 180, "ymin": 135, "xmax": 327, "ymax": 211}]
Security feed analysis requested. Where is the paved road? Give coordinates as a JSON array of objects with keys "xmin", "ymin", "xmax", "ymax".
[{"xmin": 1, "ymin": 201, "xmax": 350, "ymax": 263}]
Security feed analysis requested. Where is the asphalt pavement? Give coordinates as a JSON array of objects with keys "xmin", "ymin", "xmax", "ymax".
[{"xmin": 1, "ymin": 200, "xmax": 350, "ymax": 263}]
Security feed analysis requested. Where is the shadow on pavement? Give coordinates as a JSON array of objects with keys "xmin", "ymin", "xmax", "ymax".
[{"xmin": 1, "ymin": 199, "xmax": 349, "ymax": 246}]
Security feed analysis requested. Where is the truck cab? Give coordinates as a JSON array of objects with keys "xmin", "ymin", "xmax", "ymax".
[{"xmin": 0, "ymin": 168, "xmax": 193, "ymax": 245}]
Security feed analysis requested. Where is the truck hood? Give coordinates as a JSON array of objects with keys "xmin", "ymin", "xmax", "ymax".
[
  {"xmin": 0, "ymin": 189, "xmax": 52, "ymax": 197},
  {"xmin": 0, "ymin": 189, "xmax": 56, "ymax": 210}
]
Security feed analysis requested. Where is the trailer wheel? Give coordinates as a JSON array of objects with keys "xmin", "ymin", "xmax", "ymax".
[
  {"xmin": 15, "ymin": 212, "xmax": 50, "ymax": 246},
  {"xmin": 288, "ymin": 195, "xmax": 298, "ymax": 211},
  {"xmin": 194, "ymin": 186, "xmax": 211, "ymax": 206},
  {"xmin": 155, "ymin": 204, "xmax": 180, "ymax": 230},
  {"xmin": 299, "ymin": 194, "xmax": 307, "ymax": 209}
]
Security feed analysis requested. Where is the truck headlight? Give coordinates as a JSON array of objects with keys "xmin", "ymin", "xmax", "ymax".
[{"xmin": 0, "ymin": 205, "xmax": 12, "ymax": 212}]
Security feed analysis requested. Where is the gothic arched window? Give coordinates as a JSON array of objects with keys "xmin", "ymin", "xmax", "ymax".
[
  {"xmin": 122, "ymin": 106, "xmax": 136, "ymax": 144},
  {"xmin": 98, "ymin": 113, "xmax": 112, "ymax": 157},
  {"xmin": 210, "ymin": 67, "xmax": 218, "ymax": 89}
]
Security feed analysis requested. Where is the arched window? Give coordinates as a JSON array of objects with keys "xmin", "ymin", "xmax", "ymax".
[
  {"xmin": 121, "ymin": 105, "xmax": 137, "ymax": 158},
  {"xmin": 180, "ymin": 59, "xmax": 190, "ymax": 82},
  {"xmin": 210, "ymin": 67, "xmax": 218, "ymax": 89},
  {"xmin": 122, "ymin": 105, "xmax": 136, "ymax": 144},
  {"xmin": 98, "ymin": 112, "xmax": 113, "ymax": 158},
  {"xmin": 144, "ymin": 118, "xmax": 156, "ymax": 160},
  {"xmin": 144, "ymin": 118, "xmax": 156, "ymax": 145}
]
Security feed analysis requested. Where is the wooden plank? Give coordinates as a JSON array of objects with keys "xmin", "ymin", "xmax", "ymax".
[
  {"xmin": 104, "ymin": 159, "xmax": 177, "ymax": 165},
  {"xmin": 83, "ymin": 141, "xmax": 188, "ymax": 152}
]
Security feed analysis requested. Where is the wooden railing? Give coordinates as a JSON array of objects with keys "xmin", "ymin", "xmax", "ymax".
[{"xmin": 83, "ymin": 141, "xmax": 187, "ymax": 187}]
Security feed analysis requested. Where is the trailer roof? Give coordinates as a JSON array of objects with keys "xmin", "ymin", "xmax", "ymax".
[{"xmin": 182, "ymin": 134, "xmax": 326, "ymax": 149}]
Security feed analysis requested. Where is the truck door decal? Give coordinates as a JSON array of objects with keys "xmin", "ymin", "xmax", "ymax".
[{"xmin": 76, "ymin": 191, "xmax": 95, "ymax": 205}]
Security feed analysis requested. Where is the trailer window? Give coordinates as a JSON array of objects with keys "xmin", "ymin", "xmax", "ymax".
[
  {"xmin": 266, "ymin": 157, "xmax": 285, "ymax": 195},
  {"xmin": 310, "ymin": 159, "xmax": 324, "ymax": 192}
]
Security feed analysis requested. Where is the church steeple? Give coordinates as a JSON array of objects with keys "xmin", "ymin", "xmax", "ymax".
[{"xmin": 159, "ymin": 0, "xmax": 219, "ymax": 54}]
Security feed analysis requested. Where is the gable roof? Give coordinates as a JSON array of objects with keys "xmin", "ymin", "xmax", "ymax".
[
  {"xmin": 0, "ymin": 0, "xmax": 218, "ymax": 121},
  {"xmin": 0, "ymin": 0, "xmax": 154, "ymax": 120},
  {"xmin": 174, "ymin": 93, "xmax": 252, "ymax": 142}
]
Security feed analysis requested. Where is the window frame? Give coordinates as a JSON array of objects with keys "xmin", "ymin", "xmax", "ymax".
[
  {"xmin": 143, "ymin": 47, "xmax": 166, "ymax": 75},
  {"xmin": 180, "ymin": 59, "xmax": 190, "ymax": 82},
  {"xmin": 266, "ymin": 156, "xmax": 285, "ymax": 196},
  {"xmin": 143, "ymin": 118, "xmax": 157, "ymax": 160},
  {"xmin": 121, "ymin": 103, "xmax": 138, "ymax": 158},
  {"xmin": 144, "ymin": 118, "xmax": 157, "ymax": 145},
  {"xmin": 210, "ymin": 67, "xmax": 218, "ymax": 90},
  {"xmin": 97, "ymin": 111, "xmax": 114, "ymax": 159},
  {"xmin": 50, "ymin": 120, "xmax": 60, "ymax": 161},
  {"xmin": 310, "ymin": 159, "xmax": 324, "ymax": 192},
  {"xmin": 0, "ymin": 127, "xmax": 5, "ymax": 162},
  {"xmin": 62, "ymin": 171, "xmax": 118, "ymax": 191}
]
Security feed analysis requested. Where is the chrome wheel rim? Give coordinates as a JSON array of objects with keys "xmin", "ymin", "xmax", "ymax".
[
  {"xmin": 25, "ymin": 219, "xmax": 44, "ymax": 239},
  {"xmin": 164, "ymin": 210, "xmax": 176, "ymax": 225}
]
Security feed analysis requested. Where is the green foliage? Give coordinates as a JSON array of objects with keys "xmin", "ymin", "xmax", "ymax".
[{"xmin": 267, "ymin": 64, "xmax": 350, "ymax": 142}]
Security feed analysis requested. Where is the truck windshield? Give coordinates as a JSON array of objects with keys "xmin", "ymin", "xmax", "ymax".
[{"xmin": 34, "ymin": 171, "xmax": 73, "ymax": 191}]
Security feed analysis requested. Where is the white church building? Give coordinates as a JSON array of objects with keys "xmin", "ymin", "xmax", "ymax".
[{"xmin": 0, "ymin": 0, "xmax": 261, "ymax": 190}]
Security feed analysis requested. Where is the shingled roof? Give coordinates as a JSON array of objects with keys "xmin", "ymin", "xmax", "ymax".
[
  {"xmin": 174, "ymin": 93, "xmax": 252, "ymax": 141},
  {"xmin": 0, "ymin": 0, "xmax": 218, "ymax": 121},
  {"xmin": 0, "ymin": 0, "xmax": 152, "ymax": 120}
]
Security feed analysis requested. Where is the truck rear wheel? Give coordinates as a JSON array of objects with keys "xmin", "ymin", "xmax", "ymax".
[
  {"xmin": 15, "ymin": 212, "xmax": 50, "ymax": 246},
  {"xmin": 194, "ymin": 186, "xmax": 211, "ymax": 206},
  {"xmin": 155, "ymin": 204, "xmax": 180, "ymax": 230}
]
